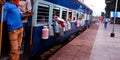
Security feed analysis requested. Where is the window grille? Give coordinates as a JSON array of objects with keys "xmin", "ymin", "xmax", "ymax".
[
  {"xmin": 62, "ymin": 9, "xmax": 67, "ymax": 21},
  {"xmin": 37, "ymin": 4, "xmax": 49, "ymax": 24}
]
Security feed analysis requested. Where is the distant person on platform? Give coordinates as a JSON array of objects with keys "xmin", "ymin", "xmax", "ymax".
[{"xmin": 104, "ymin": 18, "xmax": 109, "ymax": 29}]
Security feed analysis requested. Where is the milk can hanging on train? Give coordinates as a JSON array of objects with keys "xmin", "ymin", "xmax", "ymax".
[
  {"xmin": 42, "ymin": 26, "xmax": 49, "ymax": 39},
  {"xmin": 76, "ymin": 20, "xmax": 80, "ymax": 27}
]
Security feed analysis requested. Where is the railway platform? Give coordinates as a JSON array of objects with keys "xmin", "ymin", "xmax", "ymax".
[{"xmin": 49, "ymin": 23, "xmax": 120, "ymax": 60}]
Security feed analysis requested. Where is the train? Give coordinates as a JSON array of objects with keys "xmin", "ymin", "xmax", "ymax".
[{"xmin": 0, "ymin": 0, "xmax": 92, "ymax": 59}]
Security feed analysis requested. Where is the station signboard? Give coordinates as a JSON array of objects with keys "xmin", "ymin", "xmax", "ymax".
[{"xmin": 110, "ymin": 11, "xmax": 120, "ymax": 18}]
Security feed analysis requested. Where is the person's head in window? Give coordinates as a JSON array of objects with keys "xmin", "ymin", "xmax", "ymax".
[
  {"xmin": 79, "ymin": 18, "xmax": 82, "ymax": 20},
  {"xmin": 54, "ymin": 16, "xmax": 58, "ymax": 21},
  {"xmin": 73, "ymin": 17, "xmax": 76, "ymax": 20},
  {"xmin": 53, "ymin": 11, "xmax": 57, "ymax": 16}
]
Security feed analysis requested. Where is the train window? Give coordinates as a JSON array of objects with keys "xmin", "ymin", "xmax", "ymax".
[
  {"xmin": 68, "ymin": 12, "xmax": 72, "ymax": 21},
  {"xmin": 37, "ymin": 4, "xmax": 49, "ymax": 24},
  {"xmin": 62, "ymin": 8, "xmax": 67, "ymax": 21},
  {"xmin": 77, "ymin": 13, "xmax": 79, "ymax": 19},
  {"xmin": 72, "ymin": 11, "xmax": 77, "ymax": 21},
  {"xmin": 53, "ymin": 6, "xmax": 60, "ymax": 17},
  {"xmin": 79, "ymin": 13, "xmax": 84, "ymax": 19}
]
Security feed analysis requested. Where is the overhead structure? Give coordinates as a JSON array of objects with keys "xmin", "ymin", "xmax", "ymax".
[{"xmin": 45, "ymin": 0, "xmax": 92, "ymax": 14}]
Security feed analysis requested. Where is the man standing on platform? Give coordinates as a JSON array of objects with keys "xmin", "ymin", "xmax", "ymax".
[
  {"xmin": 3, "ymin": 0, "xmax": 24, "ymax": 60},
  {"xmin": 104, "ymin": 18, "xmax": 109, "ymax": 29}
]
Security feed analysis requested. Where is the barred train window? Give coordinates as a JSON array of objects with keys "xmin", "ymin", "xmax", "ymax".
[
  {"xmin": 62, "ymin": 9, "xmax": 67, "ymax": 21},
  {"xmin": 37, "ymin": 4, "xmax": 49, "ymax": 24},
  {"xmin": 53, "ymin": 6, "xmax": 60, "ymax": 17},
  {"xmin": 73, "ymin": 11, "xmax": 76, "ymax": 21}
]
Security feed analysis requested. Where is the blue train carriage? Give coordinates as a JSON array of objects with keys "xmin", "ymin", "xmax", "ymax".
[
  {"xmin": 0, "ymin": 0, "xmax": 93, "ymax": 59},
  {"xmin": 29, "ymin": 0, "xmax": 92, "ymax": 58},
  {"xmin": 31, "ymin": 1, "xmax": 79, "ymax": 57}
]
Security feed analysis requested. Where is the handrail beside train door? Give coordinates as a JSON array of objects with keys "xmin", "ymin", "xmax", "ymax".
[
  {"xmin": 29, "ymin": 0, "xmax": 34, "ymax": 48},
  {"xmin": 0, "ymin": 5, "xmax": 4, "ymax": 56}
]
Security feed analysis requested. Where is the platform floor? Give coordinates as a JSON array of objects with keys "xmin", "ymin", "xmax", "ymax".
[{"xmin": 49, "ymin": 23, "xmax": 120, "ymax": 60}]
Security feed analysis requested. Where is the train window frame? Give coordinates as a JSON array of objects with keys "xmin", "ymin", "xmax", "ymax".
[
  {"xmin": 62, "ymin": 8, "xmax": 67, "ymax": 21},
  {"xmin": 53, "ymin": 6, "xmax": 60, "ymax": 17},
  {"xmin": 36, "ymin": 3, "xmax": 50, "ymax": 25},
  {"xmin": 79, "ymin": 12, "xmax": 84, "ymax": 19},
  {"xmin": 76, "ymin": 12, "xmax": 79, "ymax": 20},
  {"xmin": 72, "ymin": 10, "xmax": 77, "ymax": 22},
  {"xmin": 68, "ymin": 11, "xmax": 72, "ymax": 22}
]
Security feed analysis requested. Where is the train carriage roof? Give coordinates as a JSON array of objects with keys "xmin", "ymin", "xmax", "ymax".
[{"xmin": 45, "ymin": 0, "xmax": 92, "ymax": 14}]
